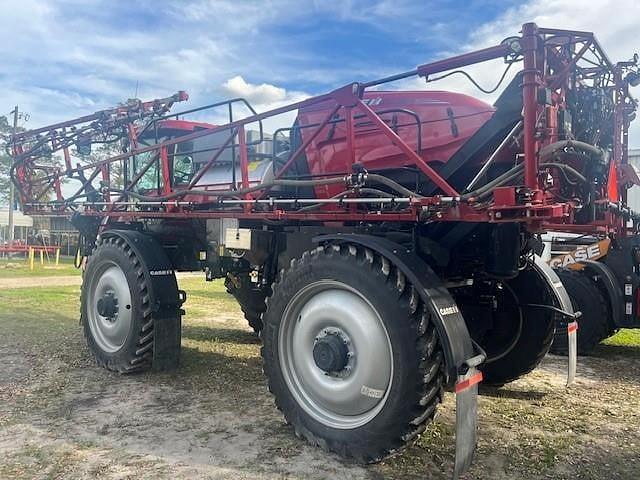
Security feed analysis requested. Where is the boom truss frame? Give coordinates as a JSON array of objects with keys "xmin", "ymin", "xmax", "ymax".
[{"xmin": 8, "ymin": 23, "xmax": 637, "ymax": 234}]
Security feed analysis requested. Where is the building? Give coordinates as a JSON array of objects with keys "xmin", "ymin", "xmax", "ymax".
[
  {"xmin": 30, "ymin": 215, "xmax": 78, "ymax": 256},
  {"xmin": 0, "ymin": 209, "xmax": 78, "ymax": 255},
  {"xmin": 0, "ymin": 209, "xmax": 33, "ymax": 243}
]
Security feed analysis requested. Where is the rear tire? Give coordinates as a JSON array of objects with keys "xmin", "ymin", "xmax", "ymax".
[
  {"xmin": 262, "ymin": 243, "xmax": 445, "ymax": 462},
  {"xmin": 550, "ymin": 268, "xmax": 610, "ymax": 356},
  {"xmin": 225, "ymin": 275, "xmax": 268, "ymax": 334},
  {"xmin": 477, "ymin": 272, "xmax": 556, "ymax": 386}
]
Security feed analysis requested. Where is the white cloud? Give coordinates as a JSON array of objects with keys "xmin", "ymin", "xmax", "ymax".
[
  {"xmin": 401, "ymin": 1, "xmax": 640, "ymax": 146},
  {"xmin": 2, "ymin": 0, "xmax": 638, "ymax": 147},
  {"xmin": 0, "ymin": 0, "xmax": 313, "ymax": 130},
  {"xmin": 0, "ymin": 0, "xmax": 450, "ymax": 130},
  {"xmin": 468, "ymin": 0, "xmax": 640, "ymax": 57},
  {"xmin": 217, "ymin": 76, "xmax": 309, "ymax": 134},
  {"xmin": 222, "ymin": 76, "xmax": 288, "ymax": 105}
]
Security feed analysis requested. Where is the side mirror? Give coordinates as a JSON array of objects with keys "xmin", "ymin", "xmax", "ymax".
[{"xmin": 626, "ymin": 71, "xmax": 640, "ymax": 88}]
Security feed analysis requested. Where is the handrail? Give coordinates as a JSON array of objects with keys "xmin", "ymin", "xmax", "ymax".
[
  {"xmin": 137, "ymin": 97, "xmax": 265, "ymax": 148},
  {"xmin": 271, "ymin": 107, "xmax": 424, "ymax": 170}
]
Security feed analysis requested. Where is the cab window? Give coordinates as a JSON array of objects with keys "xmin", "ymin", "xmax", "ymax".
[{"xmin": 172, "ymin": 141, "xmax": 195, "ymax": 184}]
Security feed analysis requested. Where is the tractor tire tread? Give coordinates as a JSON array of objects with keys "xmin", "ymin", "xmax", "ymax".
[
  {"xmin": 80, "ymin": 236, "xmax": 157, "ymax": 374},
  {"xmin": 261, "ymin": 242, "xmax": 445, "ymax": 463}
]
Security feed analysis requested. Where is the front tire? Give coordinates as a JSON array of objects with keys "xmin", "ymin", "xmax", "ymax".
[
  {"xmin": 81, "ymin": 236, "xmax": 176, "ymax": 373},
  {"xmin": 262, "ymin": 244, "xmax": 445, "ymax": 462}
]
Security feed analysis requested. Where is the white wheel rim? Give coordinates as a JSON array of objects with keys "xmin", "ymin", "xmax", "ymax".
[
  {"xmin": 278, "ymin": 280, "xmax": 393, "ymax": 429},
  {"xmin": 87, "ymin": 262, "xmax": 133, "ymax": 353}
]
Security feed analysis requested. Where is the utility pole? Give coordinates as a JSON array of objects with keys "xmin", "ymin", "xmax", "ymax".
[{"xmin": 8, "ymin": 106, "xmax": 18, "ymax": 245}]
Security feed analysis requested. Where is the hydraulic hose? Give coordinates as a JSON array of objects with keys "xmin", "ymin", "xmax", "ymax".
[
  {"xmin": 461, "ymin": 163, "xmax": 524, "ymax": 200},
  {"xmin": 297, "ymin": 187, "xmax": 398, "ymax": 213},
  {"xmin": 365, "ymin": 174, "xmax": 426, "ymax": 198},
  {"xmin": 463, "ymin": 162, "xmax": 589, "ymax": 202},
  {"xmin": 462, "ymin": 143, "xmax": 596, "ymax": 201},
  {"xmin": 463, "ymin": 139, "xmax": 602, "ymax": 201},
  {"xmin": 58, "ymin": 141, "xmax": 596, "ymax": 208},
  {"xmin": 542, "ymin": 162, "xmax": 587, "ymax": 184},
  {"xmin": 538, "ymin": 139, "xmax": 605, "ymax": 162}
]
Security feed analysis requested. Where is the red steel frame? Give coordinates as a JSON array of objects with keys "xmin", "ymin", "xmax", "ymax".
[{"xmin": 9, "ymin": 23, "xmax": 636, "ymax": 234}]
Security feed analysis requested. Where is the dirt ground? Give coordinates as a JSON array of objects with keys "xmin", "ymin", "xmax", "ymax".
[
  {"xmin": 0, "ymin": 275, "xmax": 81, "ymax": 289},
  {"xmin": 0, "ymin": 274, "xmax": 639, "ymax": 479}
]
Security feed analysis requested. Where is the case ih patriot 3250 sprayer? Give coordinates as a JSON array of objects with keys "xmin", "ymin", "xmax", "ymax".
[{"xmin": 9, "ymin": 23, "xmax": 639, "ymax": 477}]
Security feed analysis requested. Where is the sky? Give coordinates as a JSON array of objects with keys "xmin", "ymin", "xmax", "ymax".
[{"xmin": 1, "ymin": 0, "xmax": 640, "ymax": 144}]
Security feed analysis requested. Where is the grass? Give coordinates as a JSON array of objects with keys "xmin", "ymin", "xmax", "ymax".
[
  {"xmin": 0, "ymin": 256, "xmax": 79, "ymax": 278},
  {"xmin": 604, "ymin": 328, "xmax": 640, "ymax": 347},
  {"xmin": 599, "ymin": 328, "xmax": 640, "ymax": 359},
  {"xmin": 0, "ymin": 277, "xmax": 238, "ymax": 339}
]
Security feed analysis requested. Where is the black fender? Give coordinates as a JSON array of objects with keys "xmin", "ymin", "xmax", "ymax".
[
  {"xmin": 580, "ymin": 260, "xmax": 624, "ymax": 328},
  {"xmin": 532, "ymin": 255, "xmax": 578, "ymax": 385},
  {"xmin": 313, "ymin": 233, "xmax": 477, "ymax": 384},
  {"xmin": 532, "ymin": 255, "xmax": 575, "ymax": 316},
  {"xmin": 100, "ymin": 229, "xmax": 185, "ymax": 370},
  {"xmin": 315, "ymin": 233, "xmax": 483, "ymax": 479}
]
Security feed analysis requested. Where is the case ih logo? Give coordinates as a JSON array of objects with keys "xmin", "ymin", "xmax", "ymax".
[
  {"xmin": 439, "ymin": 305, "xmax": 460, "ymax": 316},
  {"xmin": 549, "ymin": 239, "xmax": 610, "ymax": 268},
  {"xmin": 149, "ymin": 269, "xmax": 174, "ymax": 276}
]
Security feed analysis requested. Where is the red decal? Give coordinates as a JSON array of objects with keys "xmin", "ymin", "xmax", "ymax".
[
  {"xmin": 455, "ymin": 371, "xmax": 483, "ymax": 394},
  {"xmin": 567, "ymin": 322, "xmax": 578, "ymax": 333}
]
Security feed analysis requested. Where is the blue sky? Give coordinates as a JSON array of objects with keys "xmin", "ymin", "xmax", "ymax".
[{"xmin": 1, "ymin": 0, "xmax": 639, "ymax": 143}]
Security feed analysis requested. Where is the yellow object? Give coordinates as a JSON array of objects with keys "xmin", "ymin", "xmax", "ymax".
[
  {"xmin": 55, "ymin": 248, "xmax": 60, "ymax": 266},
  {"xmin": 40, "ymin": 249, "xmax": 44, "ymax": 265},
  {"xmin": 29, "ymin": 248, "xmax": 34, "ymax": 270}
]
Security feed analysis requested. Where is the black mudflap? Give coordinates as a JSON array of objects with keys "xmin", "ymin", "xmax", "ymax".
[
  {"xmin": 532, "ymin": 255, "xmax": 579, "ymax": 385},
  {"xmin": 153, "ymin": 289, "xmax": 186, "ymax": 371}
]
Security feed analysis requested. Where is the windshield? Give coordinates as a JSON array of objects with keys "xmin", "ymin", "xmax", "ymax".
[
  {"xmin": 126, "ymin": 126, "xmax": 239, "ymax": 192},
  {"xmin": 127, "ymin": 136, "xmax": 169, "ymax": 192}
]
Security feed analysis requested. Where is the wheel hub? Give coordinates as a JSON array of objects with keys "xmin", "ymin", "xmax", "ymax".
[
  {"xmin": 86, "ymin": 263, "xmax": 133, "ymax": 353},
  {"xmin": 278, "ymin": 281, "xmax": 393, "ymax": 429},
  {"xmin": 313, "ymin": 332, "xmax": 349, "ymax": 373},
  {"xmin": 96, "ymin": 292, "xmax": 118, "ymax": 320}
]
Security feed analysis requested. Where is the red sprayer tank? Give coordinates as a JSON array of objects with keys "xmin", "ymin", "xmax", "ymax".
[{"xmin": 296, "ymin": 91, "xmax": 495, "ymax": 197}]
